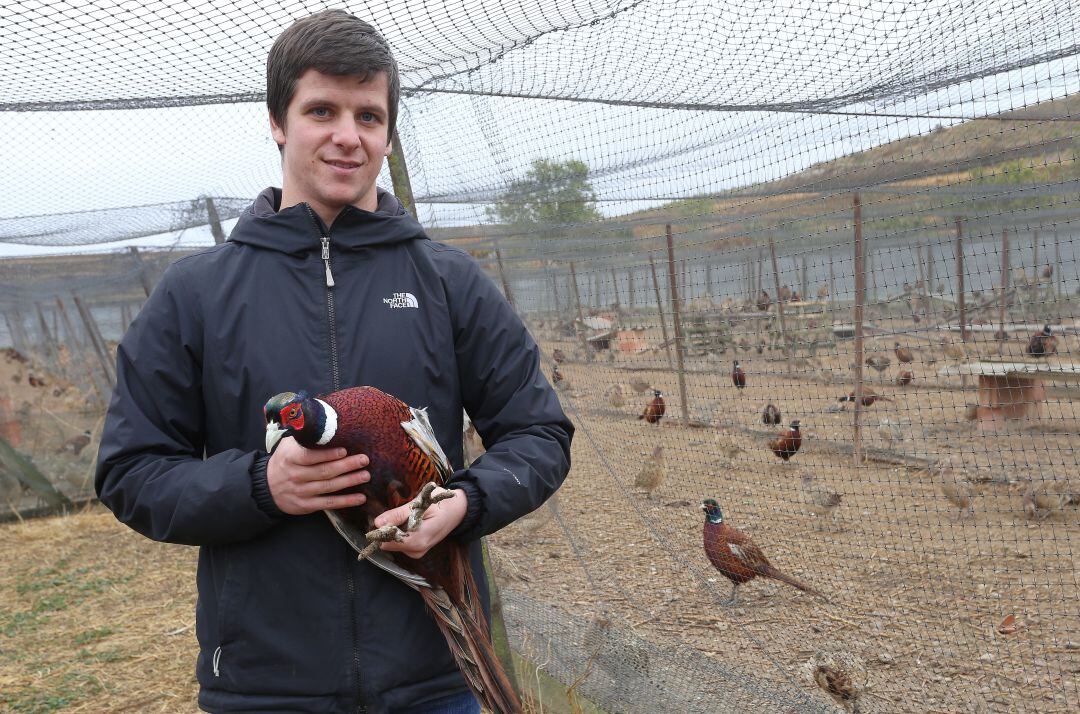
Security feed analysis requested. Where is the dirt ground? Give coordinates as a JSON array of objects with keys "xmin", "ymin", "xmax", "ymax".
[
  {"xmin": 484, "ymin": 312, "xmax": 1080, "ymax": 713},
  {"xmin": 1, "ymin": 305, "xmax": 1078, "ymax": 712}
]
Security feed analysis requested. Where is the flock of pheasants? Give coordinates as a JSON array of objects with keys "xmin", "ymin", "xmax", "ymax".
[{"xmin": 546, "ymin": 324, "xmax": 1067, "ymax": 712}]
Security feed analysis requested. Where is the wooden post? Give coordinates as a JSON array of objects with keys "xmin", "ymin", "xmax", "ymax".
[
  {"xmin": 549, "ymin": 274, "xmax": 562, "ymax": 316},
  {"xmin": 72, "ymin": 296, "xmax": 116, "ymax": 388},
  {"xmin": 128, "ymin": 247, "xmax": 154, "ymax": 298},
  {"xmin": 955, "ymin": 218, "xmax": 966, "ymax": 342},
  {"xmin": 54, "ymin": 298, "xmax": 80, "ymax": 350},
  {"xmin": 627, "ymin": 267, "xmax": 636, "ymax": 309},
  {"xmin": 955, "ymin": 219, "xmax": 968, "ymax": 389},
  {"xmin": 387, "ymin": 138, "xmax": 417, "ymax": 219},
  {"xmin": 1032, "ymin": 230, "xmax": 1039, "ymax": 277},
  {"xmin": 1054, "ymin": 231, "xmax": 1062, "ymax": 296},
  {"xmin": 927, "ymin": 242, "xmax": 935, "ymax": 292},
  {"xmin": 493, "ymin": 238, "xmax": 516, "ymax": 310},
  {"xmin": 853, "ymin": 195, "xmax": 866, "ymax": 465},
  {"xmin": 800, "ymin": 255, "xmax": 808, "ymax": 300},
  {"xmin": 917, "ymin": 242, "xmax": 926, "ymax": 293},
  {"xmin": 666, "ymin": 226, "xmax": 690, "ymax": 426},
  {"xmin": 480, "ymin": 541, "xmax": 524, "ymax": 700},
  {"xmin": 706, "ymin": 262, "xmax": 714, "ymax": 298},
  {"xmin": 756, "ymin": 248, "xmax": 764, "ymax": 298},
  {"xmin": 828, "ymin": 251, "xmax": 836, "ymax": 313},
  {"xmin": 568, "ymin": 262, "xmax": 586, "ymax": 345},
  {"xmin": 610, "ymin": 267, "xmax": 621, "ymax": 309},
  {"xmin": 55, "ymin": 297, "xmax": 106, "ymax": 406},
  {"xmin": 34, "ymin": 304, "xmax": 59, "ymax": 373},
  {"xmin": 648, "ymin": 255, "xmax": 674, "ymax": 370},
  {"xmin": 204, "ymin": 197, "xmax": 227, "ymax": 245},
  {"xmin": 998, "ymin": 228, "xmax": 1009, "ymax": 354},
  {"xmin": 768, "ymin": 237, "xmax": 793, "ymax": 371},
  {"xmin": 9, "ymin": 308, "xmax": 31, "ymax": 357}
]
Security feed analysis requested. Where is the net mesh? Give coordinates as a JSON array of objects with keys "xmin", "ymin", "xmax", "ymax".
[{"xmin": 2, "ymin": 1, "xmax": 1078, "ymax": 711}]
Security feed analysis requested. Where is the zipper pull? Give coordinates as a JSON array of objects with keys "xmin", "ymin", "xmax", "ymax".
[{"xmin": 321, "ymin": 237, "xmax": 335, "ymax": 287}]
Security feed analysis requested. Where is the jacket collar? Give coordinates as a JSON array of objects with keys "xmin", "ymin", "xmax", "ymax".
[{"xmin": 227, "ymin": 187, "xmax": 427, "ymax": 256}]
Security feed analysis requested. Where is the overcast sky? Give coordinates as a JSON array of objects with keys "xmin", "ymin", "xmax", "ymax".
[{"xmin": 1, "ymin": 0, "xmax": 1076, "ymax": 256}]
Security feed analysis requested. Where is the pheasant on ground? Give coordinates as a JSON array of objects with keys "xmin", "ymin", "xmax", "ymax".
[
  {"xmin": 762, "ymin": 403, "xmax": 781, "ymax": 426},
  {"xmin": 894, "ymin": 342, "xmax": 913, "ymax": 364},
  {"xmin": 552, "ymin": 348, "xmax": 567, "ymax": 364},
  {"xmin": 935, "ymin": 464, "xmax": 975, "ymax": 518},
  {"xmin": 895, "ymin": 369, "xmax": 913, "ymax": 387},
  {"xmin": 1026, "ymin": 325, "xmax": 1058, "ymax": 357},
  {"xmin": 732, "ymin": 361, "xmax": 746, "ymax": 389},
  {"xmin": 1023, "ymin": 480, "xmax": 1067, "ymax": 520},
  {"xmin": 838, "ymin": 387, "xmax": 892, "ymax": 407},
  {"xmin": 607, "ymin": 383, "xmax": 625, "ymax": 409},
  {"xmin": 768, "ymin": 420, "xmax": 802, "ymax": 462},
  {"xmin": 633, "ymin": 445, "xmax": 665, "ymax": 498},
  {"xmin": 263, "ymin": 387, "xmax": 521, "ymax": 713},
  {"xmin": 638, "ymin": 390, "xmax": 665, "ymax": 425},
  {"xmin": 800, "ymin": 474, "xmax": 841, "ymax": 527},
  {"xmin": 57, "ymin": 429, "xmax": 92, "ymax": 456},
  {"xmin": 701, "ymin": 499, "xmax": 825, "ymax": 605},
  {"xmin": 865, "ymin": 355, "xmax": 891, "ymax": 380},
  {"xmin": 802, "ymin": 650, "xmax": 867, "ymax": 713}
]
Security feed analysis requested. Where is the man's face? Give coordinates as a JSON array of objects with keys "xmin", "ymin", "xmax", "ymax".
[{"xmin": 270, "ymin": 69, "xmax": 392, "ymax": 224}]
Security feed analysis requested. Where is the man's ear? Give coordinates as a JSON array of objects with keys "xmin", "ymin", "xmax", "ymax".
[
  {"xmin": 269, "ymin": 110, "xmax": 286, "ymax": 148},
  {"xmin": 383, "ymin": 136, "xmax": 394, "ymax": 157}
]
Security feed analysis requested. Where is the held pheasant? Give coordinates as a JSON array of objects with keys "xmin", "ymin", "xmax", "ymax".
[
  {"xmin": 263, "ymin": 387, "xmax": 522, "ymax": 714},
  {"xmin": 701, "ymin": 499, "xmax": 825, "ymax": 604},
  {"xmin": 638, "ymin": 390, "xmax": 665, "ymax": 425},
  {"xmin": 768, "ymin": 420, "xmax": 802, "ymax": 461},
  {"xmin": 732, "ymin": 361, "xmax": 746, "ymax": 389}
]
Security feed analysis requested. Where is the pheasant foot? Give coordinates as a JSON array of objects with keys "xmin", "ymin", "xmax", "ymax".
[{"xmin": 357, "ymin": 483, "xmax": 456, "ymax": 561}]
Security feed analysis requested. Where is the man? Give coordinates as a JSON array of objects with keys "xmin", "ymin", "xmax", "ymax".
[{"xmin": 95, "ymin": 10, "xmax": 572, "ymax": 713}]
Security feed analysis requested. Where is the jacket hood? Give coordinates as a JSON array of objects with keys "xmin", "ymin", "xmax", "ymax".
[{"xmin": 228, "ymin": 187, "xmax": 427, "ymax": 256}]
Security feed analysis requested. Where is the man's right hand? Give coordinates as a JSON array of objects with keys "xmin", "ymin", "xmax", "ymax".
[{"xmin": 267, "ymin": 437, "xmax": 370, "ymax": 515}]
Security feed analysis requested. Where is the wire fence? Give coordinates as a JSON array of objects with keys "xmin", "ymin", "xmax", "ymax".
[{"xmin": 1, "ymin": 1, "xmax": 1078, "ymax": 712}]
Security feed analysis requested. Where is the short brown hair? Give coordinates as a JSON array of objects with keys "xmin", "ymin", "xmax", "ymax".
[{"xmin": 267, "ymin": 10, "xmax": 400, "ymax": 143}]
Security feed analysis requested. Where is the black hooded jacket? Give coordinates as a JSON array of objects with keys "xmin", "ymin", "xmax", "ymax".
[{"xmin": 95, "ymin": 187, "xmax": 573, "ymax": 712}]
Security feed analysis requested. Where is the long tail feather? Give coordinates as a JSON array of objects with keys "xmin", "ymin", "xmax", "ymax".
[
  {"xmin": 420, "ymin": 547, "xmax": 522, "ymax": 714},
  {"xmin": 759, "ymin": 564, "xmax": 828, "ymax": 601}
]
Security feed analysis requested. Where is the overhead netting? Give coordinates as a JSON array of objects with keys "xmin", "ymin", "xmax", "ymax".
[{"xmin": 2, "ymin": 1, "xmax": 1079, "ymax": 711}]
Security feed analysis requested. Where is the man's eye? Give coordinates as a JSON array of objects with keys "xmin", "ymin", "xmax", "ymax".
[
  {"xmin": 360, "ymin": 112, "xmax": 375, "ymax": 122},
  {"xmin": 311, "ymin": 107, "xmax": 330, "ymax": 118}
]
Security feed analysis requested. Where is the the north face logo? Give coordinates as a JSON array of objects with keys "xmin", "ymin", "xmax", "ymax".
[{"xmin": 383, "ymin": 292, "xmax": 419, "ymax": 309}]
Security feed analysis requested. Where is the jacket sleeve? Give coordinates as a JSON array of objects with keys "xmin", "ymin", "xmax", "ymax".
[
  {"xmin": 95, "ymin": 262, "xmax": 283, "ymax": 546},
  {"xmin": 444, "ymin": 254, "xmax": 573, "ymax": 541}
]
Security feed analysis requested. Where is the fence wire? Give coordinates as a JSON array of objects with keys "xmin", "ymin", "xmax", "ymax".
[{"xmin": 1, "ymin": 1, "xmax": 1078, "ymax": 712}]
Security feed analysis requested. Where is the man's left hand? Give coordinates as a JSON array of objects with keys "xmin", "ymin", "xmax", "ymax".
[{"xmin": 373, "ymin": 487, "xmax": 467, "ymax": 559}]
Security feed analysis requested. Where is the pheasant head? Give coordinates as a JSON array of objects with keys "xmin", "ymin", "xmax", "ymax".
[
  {"xmin": 701, "ymin": 498, "xmax": 723, "ymax": 524},
  {"xmin": 263, "ymin": 391, "xmax": 337, "ymax": 452}
]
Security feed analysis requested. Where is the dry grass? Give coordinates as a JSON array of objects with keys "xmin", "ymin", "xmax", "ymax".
[{"xmin": 0, "ymin": 506, "xmax": 199, "ymax": 712}]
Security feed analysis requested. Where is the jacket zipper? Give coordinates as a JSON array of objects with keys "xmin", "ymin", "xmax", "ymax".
[
  {"xmin": 304, "ymin": 206, "xmax": 341, "ymax": 391},
  {"xmin": 305, "ymin": 206, "xmax": 360, "ymax": 710}
]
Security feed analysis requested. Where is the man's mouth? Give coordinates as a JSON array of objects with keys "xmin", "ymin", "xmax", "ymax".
[{"xmin": 325, "ymin": 159, "xmax": 362, "ymax": 170}]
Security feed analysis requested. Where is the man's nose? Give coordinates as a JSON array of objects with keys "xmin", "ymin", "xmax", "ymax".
[{"xmin": 331, "ymin": 117, "xmax": 362, "ymax": 150}]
